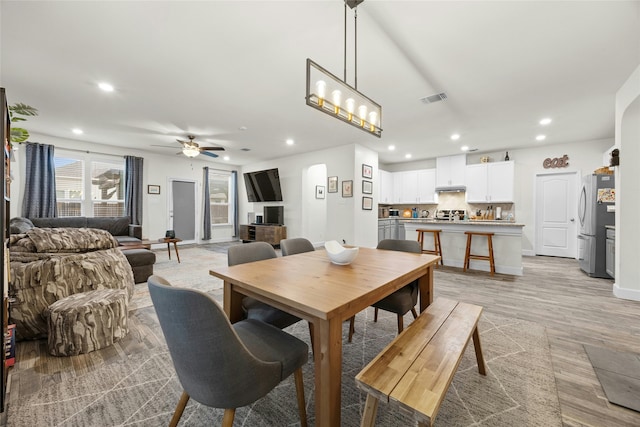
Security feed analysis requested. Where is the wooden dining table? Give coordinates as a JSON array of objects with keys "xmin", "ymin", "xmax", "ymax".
[{"xmin": 209, "ymin": 246, "xmax": 440, "ymax": 426}]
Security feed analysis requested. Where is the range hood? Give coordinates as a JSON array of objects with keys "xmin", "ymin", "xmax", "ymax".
[{"xmin": 435, "ymin": 185, "xmax": 466, "ymax": 193}]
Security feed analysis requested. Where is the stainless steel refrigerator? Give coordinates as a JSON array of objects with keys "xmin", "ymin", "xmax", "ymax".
[{"xmin": 577, "ymin": 174, "xmax": 615, "ymax": 278}]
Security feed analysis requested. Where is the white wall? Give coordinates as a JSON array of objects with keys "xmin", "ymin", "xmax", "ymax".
[
  {"xmin": 302, "ymin": 164, "xmax": 327, "ymax": 245},
  {"xmin": 10, "ymin": 133, "xmax": 237, "ymax": 244},
  {"xmin": 613, "ymin": 64, "xmax": 640, "ymax": 301},
  {"xmin": 239, "ymin": 143, "xmax": 379, "ymax": 247}
]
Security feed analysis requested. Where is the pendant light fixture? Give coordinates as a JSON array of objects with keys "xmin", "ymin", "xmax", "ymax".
[{"xmin": 306, "ymin": 0, "xmax": 382, "ymax": 137}]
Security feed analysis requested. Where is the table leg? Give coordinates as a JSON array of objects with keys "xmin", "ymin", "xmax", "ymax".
[
  {"xmin": 313, "ymin": 316, "xmax": 343, "ymax": 427},
  {"xmin": 223, "ymin": 281, "xmax": 244, "ymax": 323},
  {"xmin": 166, "ymin": 242, "xmax": 171, "ymax": 260},
  {"xmin": 418, "ymin": 264, "xmax": 434, "ymax": 312},
  {"xmin": 173, "ymin": 241, "xmax": 181, "ymax": 263}
]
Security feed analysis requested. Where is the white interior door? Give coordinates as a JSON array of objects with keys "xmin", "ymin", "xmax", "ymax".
[
  {"xmin": 535, "ymin": 172, "xmax": 578, "ymax": 257},
  {"xmin": 169, "ymin": 179, "xmax": 196, "ymax": 242}
]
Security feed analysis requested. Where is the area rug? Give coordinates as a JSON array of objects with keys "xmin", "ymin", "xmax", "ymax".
[
  {"xmin": 584, "ymin": 344, "xmax": 640, "ymax": 413},
  {"xmin": 8, "ymin": 246, "xmax": 562, "ymax": 426}
]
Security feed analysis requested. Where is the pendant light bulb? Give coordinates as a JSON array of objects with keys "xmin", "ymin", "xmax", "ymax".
[
  {"xmin": 316, "ymin": 80, "xmax": 327, "ymax": 107},
  {"xmin": 368, "ymin": 111, "xmax": 378, "ymax": 132},
  {"xmin": 358, "ymin": 105, "xmax": 368, "ymax": 127},
  {"xmin": 345, "ymin": 98, "xmax": 355, "ymax": 121},
  {"xmin": 332, "ymin": 90, "xmax": 342, "ymax": 115}
]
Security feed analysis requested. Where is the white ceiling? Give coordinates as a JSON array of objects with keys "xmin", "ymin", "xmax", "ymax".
[{"xmin": 1, "ymin": 1, "xmax": 639, "ymax": 166}]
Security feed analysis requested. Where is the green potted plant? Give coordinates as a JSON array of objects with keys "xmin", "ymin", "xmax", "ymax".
[{"xmin": 9, "ymin": 102, "xmax": 38, "ymax": 144}]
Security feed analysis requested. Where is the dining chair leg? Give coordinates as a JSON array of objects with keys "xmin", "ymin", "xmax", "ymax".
[
  {"xmin": 222, "ymin": 408, "xmax": 236, "ymax": 427},
  {"xmin": 308, "ymin": 321, "xmax": 315, "ymax": 357},
  {"xmin": 411, "ymin": 308, "xmax": 418, "ymax": 319},
  {"xmin": 348, "ymin": 316, "xmax": 355, "ymax": 343},
  {"xmin": 169, "ymin": 391, "xmax": 190, "ymax": 427},
  {"xmin": 374, "ymin": 307, "xmax": 379, "ymax": 322},
  {"xmin": 397, "ymin": 315, "xmax": 404, "ymax": 334},
  {"xmin": 294, "ymin": 368, "xmax": 308, "ymax": 427}
]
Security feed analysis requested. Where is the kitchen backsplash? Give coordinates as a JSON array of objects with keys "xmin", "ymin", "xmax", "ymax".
[{"xmin": 387, "ymin": 192, "xmax": 514, "ymax": 219}]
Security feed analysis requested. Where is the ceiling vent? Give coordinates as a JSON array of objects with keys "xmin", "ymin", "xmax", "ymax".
[{"xmin": 420, "ymin": 92, "xmax": 448, "ymax": 104}]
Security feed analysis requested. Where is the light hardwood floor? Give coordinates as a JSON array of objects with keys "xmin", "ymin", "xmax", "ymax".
[
  {"xmin": 4, "ymin": 250, "xmax": 640, "ymax": 426},
  {"xmin": 434, "ymin": 255, "xmax": 640, "ymax": 427}
]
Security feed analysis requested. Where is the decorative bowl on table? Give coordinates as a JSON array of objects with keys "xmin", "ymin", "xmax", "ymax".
[{"xmin": 324, "ymin": 240, "xmax": 359, "ymax": 265}]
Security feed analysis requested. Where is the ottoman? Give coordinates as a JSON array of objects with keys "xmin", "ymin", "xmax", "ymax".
[
  {"xmin": 45, "ymin": 289, "xmax": 129, "ymax": 357},
  {"xmin": 121, "ymin": 248, "xmax": 156, "ymax": 283}
]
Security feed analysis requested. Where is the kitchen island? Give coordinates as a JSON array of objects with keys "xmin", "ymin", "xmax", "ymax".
[{"xmin": 402, "ymin": 219, "xmax": 525, "ymax": 276}]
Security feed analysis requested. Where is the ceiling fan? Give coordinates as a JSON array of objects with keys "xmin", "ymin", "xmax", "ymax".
[{"xmin": 154, "ymin": 135, "xmax": 225, "ymax": 158}]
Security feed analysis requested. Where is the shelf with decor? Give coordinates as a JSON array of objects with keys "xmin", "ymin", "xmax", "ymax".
[{"xmin": 239, "ymin": 224, "xmax": 287, "ymax": 246}]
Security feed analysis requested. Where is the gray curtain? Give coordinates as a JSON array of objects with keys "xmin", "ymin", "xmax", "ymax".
[
  {"xmin": 22, "ymin": 142, "xmax": 57, "ymax": 218},
  {"xmin": 124, "ymin": 156, "xmax": 143, "ymax": 225},
  {"xmin": 202, "ymin": 167, "xmax": 211, "ymax": 240},
  {"xmin": 232, "ymin": 170, "xmax": 239, "ymax": 237}
]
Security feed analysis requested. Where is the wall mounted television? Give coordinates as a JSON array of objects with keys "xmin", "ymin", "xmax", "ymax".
[{"xmin": 243, "ymin": 168, "xmax": 283, "ymax": 202}]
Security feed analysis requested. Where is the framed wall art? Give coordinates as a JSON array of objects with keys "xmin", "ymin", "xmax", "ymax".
[
  {"xmin": 342, "ymin": 180, "xmax": 353, "ymax": 197},
  {"xmin": 362, "ymin": 164, "xmax": 373, "ymax": 179},
  {"xmin": 362, "ymin": 196, "xmax": 373, "ymax": 210},
  {"xmin": 147, "ymin": 185, "xmax": 160, "ymax": 195},
  {"xmin": 362, "ymin": 180, "xmax": 373, "ymax": 194},
  {"xmin": 316, "ymin": 185, "xmax": 325, "ymax": 199},
  {"xmin": 328, "ymin": 176, "xmax": 338, "ymax": 193}
]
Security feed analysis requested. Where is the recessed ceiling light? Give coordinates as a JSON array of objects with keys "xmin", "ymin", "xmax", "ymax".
[
  {"xmin": 460, "ymin": 145, "xmax": 469, "ymax": 151},
  {"xmin": 223, "ymin": 156, "xmax": 230, "ymax": 161},
  {"xmin": 388, "ymin": 145, "xmax": 395, "ymax": 151},
  {"xmin": 539, "ymin": 118, "xmax": 552, "ymax": 125},
  {"xmin": 98, "ymin": 82, "xmax": 114, "ymax": 92},
  {"xmin": 451, "ymin": 133, "xmax": 460, "ymax": 140},
  {"xmin": 405, "ymin": 153, "xmax": 412, "ymax": 159},
  {"xmin": 72, "ymin": 128, "xmax": 83, "ymax": 135},
  {"xmin": 286, "ymin": 139, "xmax": 294, "ymax": 145},
  {"xmin": 536, "ymin": 134, "xmax": 546, "ymax": 141}
]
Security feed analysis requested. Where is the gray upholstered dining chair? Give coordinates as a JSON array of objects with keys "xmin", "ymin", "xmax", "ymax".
[
  {"xmin": 148, "ymin": 275, "xmax": 308, "ymax": 427},
  {"xmin": 374, "ymin": 239, "xmax": 422, "ymax": 334},
  {"xmin": 228, "ymin": 241, "xmax": 301, "ymax": 329},
  {"xmin": 280, "ymin": 237, "xmax": 356, "ymax": 343}
]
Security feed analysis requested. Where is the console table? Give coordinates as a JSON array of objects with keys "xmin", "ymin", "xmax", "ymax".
[{"xmin": 239, "ymin": 224, "xmax": 286, "ymax": 246}]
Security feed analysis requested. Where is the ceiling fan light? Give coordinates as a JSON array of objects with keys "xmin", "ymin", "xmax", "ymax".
[{"xmin": 183, "ymin": 146, "xmax": 200, "ymax": 157}]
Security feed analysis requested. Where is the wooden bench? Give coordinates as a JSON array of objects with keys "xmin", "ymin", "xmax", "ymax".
[{"xmin": 355, "ymin": 297, "xmax": 487, "ymax": 427}]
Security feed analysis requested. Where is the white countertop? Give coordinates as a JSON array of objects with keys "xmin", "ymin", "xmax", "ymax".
[{"xmin": 379, "ymin": 218, "xmax": 524, "ymax": 227}]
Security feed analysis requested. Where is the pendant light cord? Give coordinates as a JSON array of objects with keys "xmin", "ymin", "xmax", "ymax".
[
  {"xmin": 354, "ymin": 6, "xmax": 358, "ymax": 90},
  {"xmin": 343, "ymin": 2, "xmax": 359, "ymax": 89},
  {"xmin": 344, "ymin": 2, "xmax": 347, "ymax": 83}
]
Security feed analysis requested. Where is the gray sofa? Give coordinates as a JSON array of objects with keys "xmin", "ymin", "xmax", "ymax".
[{"xmin": 11, "ymin": 216, "xmax": 155, "ymax": 283}]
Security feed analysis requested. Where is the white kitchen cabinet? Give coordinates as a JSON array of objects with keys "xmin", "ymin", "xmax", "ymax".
[
  {"xmin": 392, "ymin": 171, "xmax": 405, "ymax": 203},
  {"xmin": 379, "ymin": 170, "xmax": 394, "ymax": 204},
  {"xmin": 436, "ymin": 154, "xmax": 466, "ymax": 189},
  {"xmin": 400, "ymin": 171, "xmax": 419, "ymax": 203},
  {"xmin": 391, "ymin": 169, "xmax": 437, "ymax": 203},
  {"xmin": 465, "ymin": 161, "xmax": 514, "ymax": 203},
  {"xmin": 417, "ymin": 169, "xmax": 437, "ymax": 203}
]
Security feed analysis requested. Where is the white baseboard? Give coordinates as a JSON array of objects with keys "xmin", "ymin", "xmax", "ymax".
[
  {"xmin": 522, "ymin": 249, "xmax": 535, "ymax": 256},
  {"xmin": 612, "ymin": 282, "xmax": 640, "ymax": 301}
]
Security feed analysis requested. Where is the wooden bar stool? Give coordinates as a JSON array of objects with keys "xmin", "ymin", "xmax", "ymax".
[
  {"xmin": 416, "ymin": 229, "xmax": 443, "ymax": 266},
  {"xmin": 464, "ymin": 231, "xmax": 495, "ymax": 275}
]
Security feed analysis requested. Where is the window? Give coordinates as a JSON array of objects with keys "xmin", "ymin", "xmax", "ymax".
[
  {"xmin": 54, "ymin": 156, "xmax": 125, "ymax": 217},
  {"xmin": 91, "ymin": 161, "xmax": 124, "ymax": 216},
  {"xmin": 55, "ymin": 157, "xmax": 84, "ymax": 216},
  {"xmin": 209, "ymin": 171, "xmax": 233, "ymax": 225}
]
